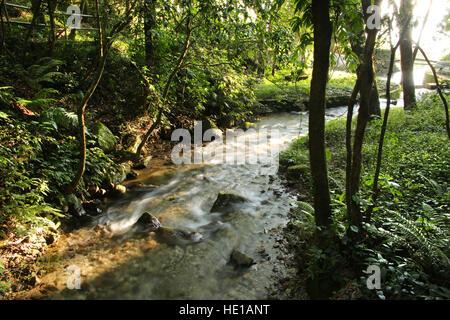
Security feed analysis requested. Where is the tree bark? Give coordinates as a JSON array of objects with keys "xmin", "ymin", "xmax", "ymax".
[
  {"xmin": 143, "ymin": 0, "xmax": 157, "ymax": 76},
  {"xmin": 369, "ymin": 76, "xmax": 381, "ymax": 117},
  {"xmin": 66, "ymin": 0, "xmax": 105, "ymax": 195},
  {"xmin": 24, "ymin": 0, "xmax": 43, "ymax": 54},
  {"xmin": 350, "ymin": 34, "xmax": 381, "ymax": 117},
  {"xmin": 399, "ymin": 0, "xmax": 417, "ymax": 110},
  {"xmin": 368, "ymin": 38, "xmax": 400, "ymax": 222},
  {"xmin": 309, "ymin": 0, "xmax": 333, "ymax": 228},
  {"xmin": 66, "ymin": 0, "xmax": 138, "ymax": 194},
  {"xmin": 348, "ymin": 0, "xmax": 381, "ymax": 230},
  {"xmin": 47, "ymin": 0, "xmax": 57, "ymax": 56}
]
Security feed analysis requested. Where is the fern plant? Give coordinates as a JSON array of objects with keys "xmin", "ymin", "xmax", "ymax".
[
  {"xmin": 40, "ymin": 107, "xmax": 79, "ymax": 131},
  {"xmin": 382, "ymin": 210, "xmax": 450, "ymax": 271},
  {"xmin": 16, "ymin": 58, "xmax": 64, "ymax": 91}
]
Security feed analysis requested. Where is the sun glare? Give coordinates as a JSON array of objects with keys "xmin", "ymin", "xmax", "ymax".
[{"xmin": 381, "ymin": 0, "xmax": 449, "ymax": 60}]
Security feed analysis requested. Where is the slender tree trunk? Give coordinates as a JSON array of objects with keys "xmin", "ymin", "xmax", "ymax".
[
  {"xmin": 136, "ymin": 14, "xmax": 193, "ymax": 158},
  {"xmin": 348, "ymin": 0, "xmax": 381, "ymax": 230},
  {"xmin": 309, "ymin": 0, "xmax": 333, "ymax": 228},
  {"xmin": 66, "ymin": 0, "xmax": 105, "ymax": 195},
  {"xmin": 47, "ymin": 0, "xmax": 57, "ymax": 56},
  {"xmin": 399, "ymin": 0, "xmax": 417, "ymax": 110},
  {"xmin": 345, "ymin": 79, "xmax": 361, "ymax": 216},
  {"xmin": 368, "ymin": 38, "xmax": 400, "ymax": 222},
  {"xmin": 24, "ymin": 0, "xmax": 43, "ymax": 54},
  {"xmin": 351, "ymin": 34, "xmax": 381, "ymax": 117},
  {"xmin": 66, "ymin": 0, "xmax": 137, "ymax": 194},
  {"xmin": 143, "ymin": 0, "xmax": 157, "ymax": 76}
]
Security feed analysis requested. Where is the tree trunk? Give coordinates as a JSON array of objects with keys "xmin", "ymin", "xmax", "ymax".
[
  {"xmin": 143, "ymin": 0, "xmax": 157, "ymax": 76},
  {"xmin": 348, "ymin": 0, "xmax": 381, "ymax": 230},
  {"xmin": 350, "ymin": 34, "xmax": 381, "ymax": 117},
  {"xmin": 47, "ymin": 0, "xmax": 57, "ymax": 56},
  {"xmin": 369, "ymin": 77, "xmax": 381, "ymax": 117},
  {"xmin": 399, "ymin": 0, "xmax": 417, "ymax": 110},
  {"xmin": 309, "ymin": 0, "xmax": 333, "ymax": 228},
  {"xmin": 368, "ymin": 37, "xmax": 400, "ymax": 222},
  {"xmin": 66, "ymin": 0, "xmax": 105, "ymax": 195},
  {"xmin": 24, "ymin": 0, "xmax": 43, "ymax": 54}
]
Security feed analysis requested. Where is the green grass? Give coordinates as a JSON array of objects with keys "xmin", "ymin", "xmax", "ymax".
[{"xmin": 255, "ymin": 70, "xmax": 357, "ymax": 101}]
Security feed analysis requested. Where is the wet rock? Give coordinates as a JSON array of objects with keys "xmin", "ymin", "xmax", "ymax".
[
  {"xmin": 127, "ymin": 182, "xmax": 158, "ymax": 192},
  {"xmin": 113, "ymin": 163, "xmax": 133, "ymax": 184},
  {"xmin": 229, "ymin": 249, "xmax": 255, "ymax": 268},
  {"xmin": 115, "ymin": 184, "xmax": 127, "ymax": 194},
  {"xmin": 63, "ymin": 194, "xmax": 86, "ymax": 217},
  {"xmin": 84, "ymin": 199, "xmax": 103, "ymax": 216},
  {"xmin": 136, "ymin": 212, "xmax": 162, "ymax": 232},
  {"xmin": 210, "ymin": 192, "xmax": 249, "ymax": 214},
  {"xmin": 133, "ymin": 156, "xmax": 153, "ymax": 170},
  {"xmin": 126, "ymin": 170, "xmax": 138, "ymax": 180},
  {"xmin": 155, "ymin": 227, "xmax": 203, "ymax": 246},
  {"xmin": 107, "ymin": 184, "xmax": 127, "ymax": 198}
]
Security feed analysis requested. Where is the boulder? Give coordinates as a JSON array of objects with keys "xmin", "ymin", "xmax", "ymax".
[
  {"xmin": 94, "ymin": 122, "xmax": 117, "ymax": 153},
  {"xmin": 132, "ymin": 156, "xmax": 153, "ymax": 170},
  {"xmin": 114, "ymin": 162, "xmax": 132, "ymax": 184},
  {"xmin": 136, "ymin": 212, "xmax": 162, "ymax": 231},
  {"xmin": 83, "ymin": 199, "xmax": 103, "ymax": 216},
  {"xmin": 154, "ymin": 227, "xmax": 203, "ymax": 246},
  {"xmin": 63, "ymin": 194, "xmax": 86, "ymax": 217},
  {"xmin": 229, "ymin": 249, "xmax": 255, "ymax": 268},
  {"xmin": 210, "ymin": 192, "xmax": 249, "ymax": 214}
]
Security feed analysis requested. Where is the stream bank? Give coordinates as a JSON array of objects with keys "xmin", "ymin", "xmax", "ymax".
[{"xmin": 4, "ymin": 109, "xmax": 344, "ymax": 300}]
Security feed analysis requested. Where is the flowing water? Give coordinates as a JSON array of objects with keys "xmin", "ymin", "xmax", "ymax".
[{"xmin": 26, "ymin": 107, "xmax": 348, "ymax": 300}]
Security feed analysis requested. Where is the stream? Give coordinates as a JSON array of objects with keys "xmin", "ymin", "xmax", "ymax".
[{"xmin": 25, "ymin": 106, "xmax": 349, "ymax": 300}]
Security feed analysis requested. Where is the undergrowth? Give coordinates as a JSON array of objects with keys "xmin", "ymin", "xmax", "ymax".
[{"xmin": 280, "ymin": 92, "xmax": 450, "ymax": 300}]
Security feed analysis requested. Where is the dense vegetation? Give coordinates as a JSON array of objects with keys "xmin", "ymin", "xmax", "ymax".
[
  {"xmin": 280, "ymin": 92, "xmax": 450, "ymax": 299},
  {"xmin": 0, "ymin": 0, "xmax": 449, "ymax": 300}
]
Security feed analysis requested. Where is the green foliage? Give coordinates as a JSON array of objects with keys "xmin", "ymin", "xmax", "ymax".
[
  {"xmin": 0, "ymin": 103, "xmax": 120, "ymax": 238},
  {"xmin": 16, "ymin": 58, "xmax": 64, "ymax": 91},
  {"xmin": 255, "ymin": 70, "xmax": 356, "ymax": 101},
  {"xmin": 281, "ymin": 92, "xmax": 450, "ymax": 299},
  {"xmin": 0, "ymin": 258, "xmax": 11, "ymax": 297},
  {"xmin": 40, "ymin": 107, "xmax": 79, "ymax": 132}
]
